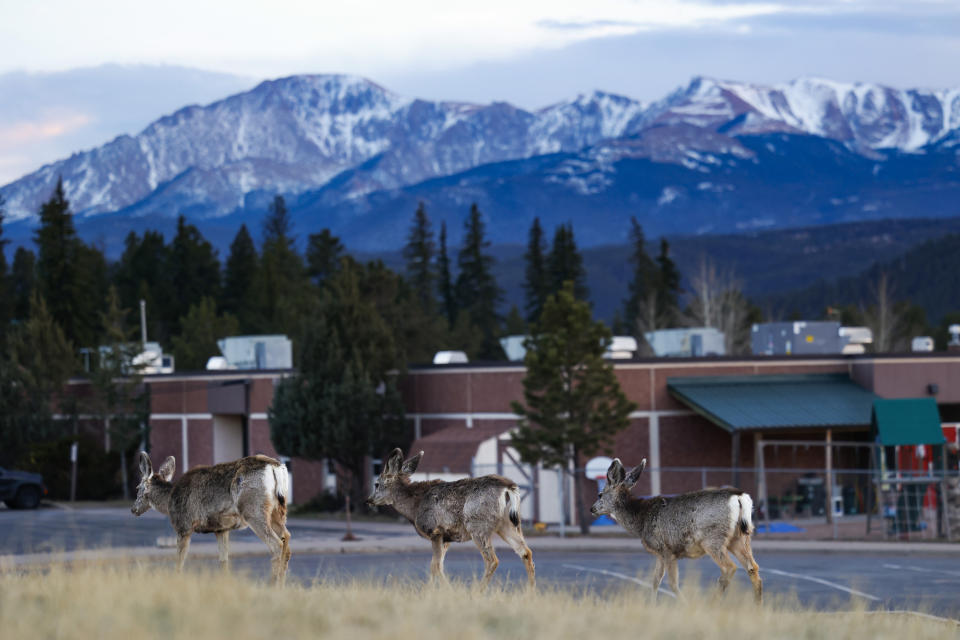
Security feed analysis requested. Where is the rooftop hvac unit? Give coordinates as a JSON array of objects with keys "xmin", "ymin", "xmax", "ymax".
[
  {"xmin": 911, "ymin": 336, "xmax": 935, "ymax": 352},
  {"xmin": 433, "ymin": 351, "xmax": 469, "ymax": 365},
  {"xmin": 216, "ymin": 335, "xmax": 292, "ymax": 370},
  {"xmin": 949, "ymin": 325, "xmax": 960, "ymax": 346}
]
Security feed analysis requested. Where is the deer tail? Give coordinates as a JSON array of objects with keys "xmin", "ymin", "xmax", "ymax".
[
  {"xmin": 737, "ymin": 493, "xmax": 755, "ymax": 536},
  {"xmin": 504, "ymin": 486, "xmax": 521, "ymax": 528},
  {"xmin": 272, "ymin": 463, "xmax": 289, "ymax": 508}
]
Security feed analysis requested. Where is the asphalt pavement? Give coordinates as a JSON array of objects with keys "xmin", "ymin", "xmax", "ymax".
[{"xmin": 2, "ymin": 505, "xmax": 958, "ymax": 617}]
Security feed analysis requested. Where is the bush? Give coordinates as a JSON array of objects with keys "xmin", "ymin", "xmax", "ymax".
[
  {"xmin": 16, "ymin": 433, "xmax": 122, "ymax": 500},
  {"xmin": 292, "ymin": 489, "xmax": 345, "ymax": 514}
]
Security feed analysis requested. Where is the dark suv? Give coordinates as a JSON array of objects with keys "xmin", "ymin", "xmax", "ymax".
[{"xmin": 0, "ymin": 466, "xmax": 47, "ymax": 509}]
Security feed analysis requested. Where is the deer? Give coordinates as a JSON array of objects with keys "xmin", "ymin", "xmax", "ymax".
[
  {"xmin": 131, "ymin": 451, "xmax": 292, "ymax": 586},
  {"xmin": 366, "ymin": 448, "xmax": 535, "ymax": 588},
  {"xmin": 591, "ymin": 458, "xmax": 763, "ymax": 604}
]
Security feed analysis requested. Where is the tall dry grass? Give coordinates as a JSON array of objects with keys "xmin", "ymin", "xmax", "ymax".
[{"xmin": 0, "ymin": 563, "xmax": 956, "ymax": 640}]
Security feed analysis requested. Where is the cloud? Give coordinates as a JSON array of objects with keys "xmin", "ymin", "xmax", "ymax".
[{"xmin": 0, "ymin": 112, "xmax": 93, "ymax": 149}]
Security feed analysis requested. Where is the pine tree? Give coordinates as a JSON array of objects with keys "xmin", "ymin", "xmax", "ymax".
[
  {"xmin": 0, "ymin": 193, "xmax": 9, "ymax": 344},
  {"xmin": 222, "ymin": 225, "xmax": 258, "ymax": 331},
  {"xmin": 523, "ymin": 217, "xmax": 549, "ymax": 323},
  {"xmin": 114, "ymin": 230, "xmax": 172, "ymax": 344},
  {"xmin": 251, "ymin": 195, "xmax": 311, "ymax": 337},
  {"xmin": 167, "ymin": 216, "xmax": 221, "ymax": 336},
  {"xmin": 11, "ymin": 247, "xmax": 36, "ymax": 324},
  {"xmin": 306, "ymin": 229, "xmax": 343, "ymax": 286},
  {"xmin": 656, "ymin": 237, "xmax": 681, "ymax": 325},
  {"xmin": 455, "ymin": 204, "xmax": 504, "ymax": 360},
  {"xmin": 403, "ymin": 202, "xmax": 436, "ymax": 315},
  {"xmin": 171, "ymin": 297, "xmax": 240, "ymax": 370},
  {"xmin": 547, "ymin": 223, "xmax": 588, "ymax": 301},
  {"xmin": 269, "ymin": 261, "xmax": 406, "ymax": 504},
  {"xmin": 437, "ymin": 221, "xmax": 457, "ymax": 326},
  {"xmin": 622, "ymin": 217, "xmax": 660, "ymax": 333},
  {"xmin": 510, "ymin": 281, "xmax": 635, "ymax": 533},
  {"xmin": 0, "ymin": 292, "xmax": 75, "ymax": 466},
  {"xmin": 34, "ymin": 178, "xmax": 82, "ymax": 344}
]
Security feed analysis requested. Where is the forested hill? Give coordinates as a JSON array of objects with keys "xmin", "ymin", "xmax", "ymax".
[{"xmin": 760, "ymin": 231, "xmax": 960, "ymax": 325}]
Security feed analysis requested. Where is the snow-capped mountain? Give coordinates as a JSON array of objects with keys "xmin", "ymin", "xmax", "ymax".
[
  {"xmin": 0, "ymin": 75, "xmax": 645, "ymax": 223},
  {"xmin": 649, "ymin": 76, "xmax": 960, "ymax": 151},
  {"xmin": 2, "ymin": 74, "xmax": 960, "ymax": 252}
]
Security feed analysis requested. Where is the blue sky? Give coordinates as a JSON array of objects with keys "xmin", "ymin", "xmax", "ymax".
[{"xmin": 2, "ymin": 0, "xmax": 960, "ymax": 184}]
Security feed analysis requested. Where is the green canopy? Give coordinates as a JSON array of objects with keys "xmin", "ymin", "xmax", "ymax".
[{"xmin": 871, "ymin": 398, "xmax": 945, "ymax": 446}]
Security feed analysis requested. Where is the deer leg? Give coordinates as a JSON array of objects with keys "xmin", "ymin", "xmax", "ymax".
[
  {"xmin": 666, "ymin": 557, "xmax": 686, "ymax": 602},
  {"xmin": 705, "ymin": 545, "xmax": 738, "ymax": 597},
  {"xmin": 216, "ymin": 531, "xmax": 230, "ymax": 571},
  {"xmin": 270, "ymin": 507, "xmax": 292, "ymax": 584},
  {"xmin": 472, "ymin": 535, "xmax": 499, "ymax": 589},
  {"xmin": 497, "ymin": 526, "xmax": 535, "ymax": 588},
  {"xmin": 175, "ymin": 533, "xmax": 191, "ymax": 572},
  {"xmin": 729, "ymin": 535, "xmax": 763, "ymax": 605},
  {"xmin": 429, "ymin": 537, "xmax": 450, "ymax": 584},
  {"xmin": 247, "ymin": 515, "xmax": 286, "ymax": 587},
  {"xmin": 651, "ymin": 556, "xmax": 666, "ymax": 600}
]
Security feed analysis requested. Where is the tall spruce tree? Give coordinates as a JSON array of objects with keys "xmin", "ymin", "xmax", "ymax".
[
  {"xmin": 11, "ymin": 247, "xmax": 36, "ymax": 324},
  {"xmin": 403, "ymin": 202, "xmax": 437, "ymax": 315},
  {"xmin": 0, "ymin": 193, "xmax": 9, "ymax": 344},
  {"xmin": 306, "ymin": 229, "xmax": 344, "ymax": 286},
  {"xmin": 622, "ymin": 217, "xmax": 660, "ymax": 332},
  {"xmin": 547, "ymin": 223, "xmax": 588, "ymax": 301},
  {"xmin": 523, "ymin": 217, "xmax": 549, "ymax": 323},
  {"xmin": 251, "ymin": 195, "xmax": 311, "ymax": 337},
  {"xmin": 34, "ymin": 178, "xmax": 82, "ymax": 344},
  {"xmin": 455, "ymin": 204, "xmax": 504, "ymax": 360},
  {"xmin": 114, "ymin": 230, "xmax": 172, "ymax": 344},
  {"xmin": 168, "ymin": 215, "xmax": 221, "ymax": 335},
  {"xmin": 656, "ymin": 237, "xmax": 681, "ymax": 325},
  {"xmin": 222, "ymin": 224, "xmax": 258, "ymax": 331},
  {"xmin": 510, "ymin": 281, "xmax": 636, "ymax": 533},
  {"xmin": 437, "ymin": 220, "xmax": 457, "ymax": 326}
]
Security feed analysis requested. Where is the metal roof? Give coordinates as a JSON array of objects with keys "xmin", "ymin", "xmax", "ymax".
[
  {"xmin": 667, "ymin": 374, "xmax": 878, "ymax": 432},
  {"xmin": 871, "ymin": 398, "xmax": 946, "ymax": 446}
]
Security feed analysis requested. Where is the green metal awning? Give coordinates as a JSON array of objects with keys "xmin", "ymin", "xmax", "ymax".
[
  {"xmin": 667, "ymin": 374, "xmax": 878, "ymax": 432},
  {"xmin": 871, "ymin": 398, "xmax": 945, "ymax": 446}
]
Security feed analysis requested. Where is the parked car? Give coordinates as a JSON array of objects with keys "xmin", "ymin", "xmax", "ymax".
[{"xmin": 0, "ymin": 466, "xmax": 48, "ymax": 509}]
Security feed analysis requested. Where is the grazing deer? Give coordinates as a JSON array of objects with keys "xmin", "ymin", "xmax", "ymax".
[
  {"xmin": 591, "ymin": 458, "xmax": 762, "ymax": 604},
  {"xmin": 366, "ymin": 448, "xmax": 535, "ymax": 588},
  {"xmin": 131, "ymin": 452, "xmax": 292, "ymax": 586}
]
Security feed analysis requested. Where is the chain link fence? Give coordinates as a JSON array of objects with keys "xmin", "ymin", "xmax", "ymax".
[{"xmin": 470, "ymin": 462, "xmax": 958, "ymax": 541}]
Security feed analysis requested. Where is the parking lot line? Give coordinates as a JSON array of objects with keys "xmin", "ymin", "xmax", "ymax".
[
  {"xmin": 562, "ymin": 563, "xmax": 677, "ymax": 598},
  {"xmin": 765, "ymin": 568, "xmax": 880, "ymax": 601}
]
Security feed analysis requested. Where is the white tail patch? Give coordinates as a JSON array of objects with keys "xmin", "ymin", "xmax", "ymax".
[
  {"xmin": 272, "ymin": 464, "xmax": 290, "ymax": 505},
  {"xmin": 727, "ymin": 493, "xmax": 755, "ymax": 536},
  {"xmin": 738, "ymin": 493, "xmax": 754, "ymax": 535}
]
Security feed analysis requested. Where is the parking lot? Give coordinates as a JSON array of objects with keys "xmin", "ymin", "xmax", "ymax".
[{"xmin": 2, "ymin": 506, "xmax": 958, "ymax": 617}]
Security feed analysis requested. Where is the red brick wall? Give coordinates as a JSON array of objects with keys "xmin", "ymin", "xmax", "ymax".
[
  {"xmin": 290, "ymin": 457, "xmax": 328, "ymax": 504},
  {"xmin": 187, "ymin": 418, "xmax": 213, "ymax": 468},
  {"xmin": 248, "ymin": 417, "xmax": 279, "ymax": 457},
  {"xmin": 149, "ymin": 418, "xmax": 182, "ymax": 478}
]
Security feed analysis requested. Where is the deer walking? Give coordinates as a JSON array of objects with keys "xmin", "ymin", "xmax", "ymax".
[
  {"xmin": 132, "ymin": 452, "xmax": 292, "ymax": 586},
  {"xmin": 591, "ymin": 458, "xmax": 762, "ymax": 604},
  {"xmin": 366, "ymin": 448, "xmax": 535, "ymax": 588}
]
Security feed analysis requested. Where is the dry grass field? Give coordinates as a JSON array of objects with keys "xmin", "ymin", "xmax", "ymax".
[{"xmin": 0, "ymin": 563, "xmax": 956, "ymax": 640}]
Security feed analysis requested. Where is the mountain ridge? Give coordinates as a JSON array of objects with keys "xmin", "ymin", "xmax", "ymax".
[{"xmin": 4, "ymin": 73, "xmax": 960, "ymax": 240}]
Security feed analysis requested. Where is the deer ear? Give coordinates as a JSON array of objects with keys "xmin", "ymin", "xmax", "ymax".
[
  {"xmin": 158, "ymin": 456, "xmax": 176, "ymax": 482},
  {"xmin": 606, "ymin": 458, "xmax": 625, "ymax": 486},
  {"xmin": 138, "ymin": 451, "xmax": 153, "ymax": 478},
  {"xmin": 625, "ymin": 459, "xmax": 647, "ymax": 489},
  {"xmin": 400, "ymin": 451, "xmax": 424, "ymax": 476},
  {"xmin": 384, "ymin": 448, "xmax": 404, "ymax": 475}
]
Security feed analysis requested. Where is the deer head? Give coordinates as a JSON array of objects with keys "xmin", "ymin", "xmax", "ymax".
[
  {"xmin": 366, "ymin": 448, "xmax": 423, "ymax": 507},
  {"xmin": 132, "ymin": 451, "xmax": 176, "ymax": 516},
  {"xmin": 591, "ymin": 458, "xmax": 646, "ymax": 516}
]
